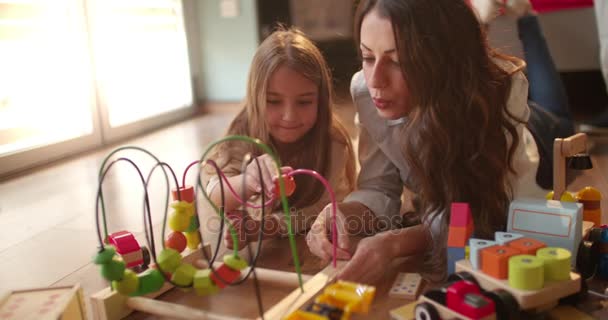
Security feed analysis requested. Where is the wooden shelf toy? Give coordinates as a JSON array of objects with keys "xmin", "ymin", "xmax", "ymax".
[{"xmin": 0, "ymin": 284, "xmax": 86, "ymax": 320}]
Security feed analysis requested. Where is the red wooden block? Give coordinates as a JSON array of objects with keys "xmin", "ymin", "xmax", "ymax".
[
  {"xmin": 450, "ymin": 203, "xmax": 473, "ymax": 227},
  {"xmin": 480, "ymin": 245, "xmax": 521, "ymax": 279},
  {"xmin": 447, "ymin": 225, "xmax": 474, "ymax": 247},
  {"xmin": 209, "ymin": 264, "xmax": 241, "ymax": 289}
]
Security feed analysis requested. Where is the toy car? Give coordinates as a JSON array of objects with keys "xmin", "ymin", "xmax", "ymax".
[{"xmin": 107, "ymin": 230, "xmax": 150, "ymax": 270}]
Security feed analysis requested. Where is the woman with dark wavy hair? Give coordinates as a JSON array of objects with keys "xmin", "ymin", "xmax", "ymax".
[{"xmin": 306, "ymin": 0, "xmax": 574, "ymax": 283}]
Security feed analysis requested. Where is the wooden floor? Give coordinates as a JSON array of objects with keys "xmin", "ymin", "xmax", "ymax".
[{"xmin": 1, "ymin": 97, "xmax": 608, "ymax": 318}]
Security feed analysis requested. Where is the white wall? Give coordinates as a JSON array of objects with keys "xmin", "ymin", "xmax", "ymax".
[{"xmin": 195, "ymin": 0, "xmax": 259, "ymax": 102}]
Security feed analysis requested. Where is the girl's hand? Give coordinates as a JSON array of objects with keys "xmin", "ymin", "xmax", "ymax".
[
  {"xmin": 223, "ymin": 211, "xmax": 259, "ymax": 250},
  {"xmin": 306, "ymin": 203, "xmax": 352, "ymax": 263},
  {"xmin": 244, "ymin": 154, "xmax": 292, "ymax": 198},
  {"xmin": 337, "ymin": 233, "xmax": 394, "ymax": 284}
]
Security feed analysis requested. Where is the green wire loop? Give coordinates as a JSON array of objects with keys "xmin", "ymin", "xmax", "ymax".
[{"xmin": 198, "ymin": 135, "xmax": 304, "ymax": 290}]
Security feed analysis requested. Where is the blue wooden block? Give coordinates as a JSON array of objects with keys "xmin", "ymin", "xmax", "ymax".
[
  {"xmin": 494, "ymin": 232, "xmax": 523, "ymax": 245},
  {"xmin": 447, "ymin": 247, "xmax": 466, "ymax": 275},
  {"xmin": 469, "ymin": 238, "xmax": 496, "ymax": 270}
]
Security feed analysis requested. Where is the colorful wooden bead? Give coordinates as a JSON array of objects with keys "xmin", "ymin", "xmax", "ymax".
[
  {"xmin": 223, "ymin": 254, "xmax": 248, "ymax": 271},
  {"xmin": 101, "ymin": 257, "xmax": 126, "ymax": 281},
  {"xmin": 93, "ymin": 247, "xmax": 116, "ymax": 264},
  {"xmin": 169, "ymin": 211, "xmax": 190, "ymax": 232},
  {"xmin": 274, "ymin": 175, "xmax": 296, "ymax": 197},
  {"xmin": 112, "ymin": 269, "xmax": 139, "ymax": 295},
  {"xmin": 133, "ymin": 269, "xmax": 165, "ymax": 296},
  {"xmin": 172, "ymin": 186, "xmax": 195, "ymax": 203},
  {"xmin": 165, "ymin": 231, "xmax": 187, "ymax": 253},
  {"xmin": 185, "ymin": 231, "xmax": 201, "ymax": 250},
  {"xmin": 172, "ymin": 263, "xmax": 197, "ymax": 286},
  {"xmin": 210, "ymin": 264, "xmax": 241, "ymax": 288},
  {"xmin": 157, "ymin": 248, "xmax": 182, "ymax": 273},
  {"xmin": 193, "ymin": 269, "xmax": 219, "ymax": 296}
]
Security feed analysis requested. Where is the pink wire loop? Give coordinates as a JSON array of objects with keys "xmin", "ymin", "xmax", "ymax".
[
  {"xmin": 201, "ymin": 160, "xmax": 340, "ymax": 267},
  {"xmin": 286, "ymin": 169, "xmax": 338, "ymax": 268}
]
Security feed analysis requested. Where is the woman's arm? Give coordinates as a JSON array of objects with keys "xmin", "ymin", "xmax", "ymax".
[{"xmin": 338, "ymin": 223, "xmax": 432, "ymax": 284}]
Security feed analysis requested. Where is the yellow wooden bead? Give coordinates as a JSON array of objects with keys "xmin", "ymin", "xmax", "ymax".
[
  {"xmin": 157, "ymin": 248, "xmax": 182, "ymax": 273},
  {"xmin": 185, "ymin": 231, "xmax": 201, "ymax": 250},
  {"xmin": 223, "ymin": 254, "xmax": 248, "ymax": 271},
  {"xmin": 546, "ymin": 191, "xmax": 576, "ymax": 202},
  {"xmin": 112, "ymin": 269, "xmax": 139, "ymax": 295},
  {"xmin": 193, "ymin": 269, "xmax": 219, "ymax": 296},
  {"xmin": 169, "ymin": 211, "xmax": 190, "ymax": 232},
  {"xmin": 172, "ymin": 263, "xmax": 197, "ymax": 286}
]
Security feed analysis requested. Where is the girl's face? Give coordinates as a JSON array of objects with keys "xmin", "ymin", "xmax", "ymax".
[
  {"xmin": 360, "ymin": 8, "xmax": 410, "ymax": 119},
  {"xmin": 265, "ymin": 65, "xmax": 319, "ymax": 144}
]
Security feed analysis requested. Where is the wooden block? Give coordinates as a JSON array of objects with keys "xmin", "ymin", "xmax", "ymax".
[
  {"xmin": 447, "ymin": 247, "xmax": 466, "ymax": 275},
  {"xmin": 507, "ymin": 237, "xmax": 547, "ymax": 255},
  {"xmin": 469, "ymin": 239, "xmax": 496, "ymax": 270},
  {"xmin": 447, "ymin": 225, "xmax": 473, "ymax": 247},
  {"xmin": 389, "ymin": 301, "xmax": 417, "ymax": 320},
  {"xmin": 389, "ymin": 273, "xmax": 424, "ymax": 300},
  {"xmin": 450, "ymin": 203, "xmax": 473, "ymax": 227},
  {"xmin": 0, "ymin": 285, "xmax": 86, "ymax": 320},
  {"xmin": 480, "ymin": 245, "xmax": 521, "ymax": 279},
  {"xmin": 495, "ymin": 232, "xmax": 524, "ymax": 245}
]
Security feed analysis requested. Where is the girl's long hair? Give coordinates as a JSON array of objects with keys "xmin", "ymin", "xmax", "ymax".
[
  {"xmin": 354, "ymin": 0, "xmax": 524, "ymax": 276},
  {"xmin": 211, "ymin": 27, "xmax": 355, "ymax": 208}
]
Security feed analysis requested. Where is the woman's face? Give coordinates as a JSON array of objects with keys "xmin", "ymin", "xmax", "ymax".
[
  {"xmin": 360, "ymin": 8, "xmax": 410, "ymax": 119},
  {"xmin": 265, "ymin": 65, "xmax": 319, "ymax": 144}
]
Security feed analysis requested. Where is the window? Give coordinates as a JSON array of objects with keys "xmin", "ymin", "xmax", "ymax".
[{"xmin": 0, "ymin": 0, "xmax": 194, "ymax": 177}]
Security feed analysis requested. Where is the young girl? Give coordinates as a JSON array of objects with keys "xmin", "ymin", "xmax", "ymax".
[
  {"xmin": 203, "ymin": 28, "xmax": 356, "ymax": 250},
  {"xmin": 306, "ymin": 0, "xmax": 575, "ymax": 284}
]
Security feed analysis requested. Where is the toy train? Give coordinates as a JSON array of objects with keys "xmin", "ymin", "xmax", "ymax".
[{"xmin": 414, "ymin": 230, "xmax": 584, "ymax": 320}]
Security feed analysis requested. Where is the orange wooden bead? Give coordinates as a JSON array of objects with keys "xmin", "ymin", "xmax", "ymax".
[
  {"xmin": 480, "ymin": 245, "xmax": 521, "ymax": 279},
  {"xmin": 507, "ymin": 237, "xmax": 547, "ymax": 255},
  {"xmin": 172, "ymin": 186, "xmax": 195, "ymax": 203},
  {"xmin": 274, "ymin": 175, "xmax": 296, "ymax": 197},
  {"xmin": 165, "ymin": 231, "xmax": 187, "ymax": 253}
]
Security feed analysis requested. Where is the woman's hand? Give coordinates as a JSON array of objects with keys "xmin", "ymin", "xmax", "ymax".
[
  {"xmin": 244, "ymin": 154, "xmax": 292, "ymax": 198},
  {"xmin": 337, "ymin": 233, "xmax": 395, "ymax": 284},
  {"xmin": 306, "ymin": 203, "xmax": 353, "ymax": 262}
]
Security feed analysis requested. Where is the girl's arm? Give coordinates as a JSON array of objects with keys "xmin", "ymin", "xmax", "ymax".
[{"xmin": 208, "ymin": 173, "xmax": 255, "ymax": 213}]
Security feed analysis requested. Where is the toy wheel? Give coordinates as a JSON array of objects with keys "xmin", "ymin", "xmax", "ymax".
[
  {"xmin": 414, "ymin": 302, "xmax": 440, "ymax": 320},
  {"xmin": 141, "ymin": 245, "xmax": 151, "ymax": 269},
  {"xmin": 447, "ymin": 271, "xmax": 479, "ymax": 287},
  {"xmin": 576, "ymin": 241, "xmax": 599, "ymax": 279},
  {"xmin": 423, "ymin": 289, "xmax": 446, "ymax": 305},
  {"xmin": 485, "ymin": 289, "xmax": 519, "ymax": 320}
]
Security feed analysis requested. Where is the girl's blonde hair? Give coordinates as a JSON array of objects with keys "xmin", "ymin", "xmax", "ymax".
[{"xmin": 211, "ymin": 27, "xmax": 355, "ymax": 208}]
